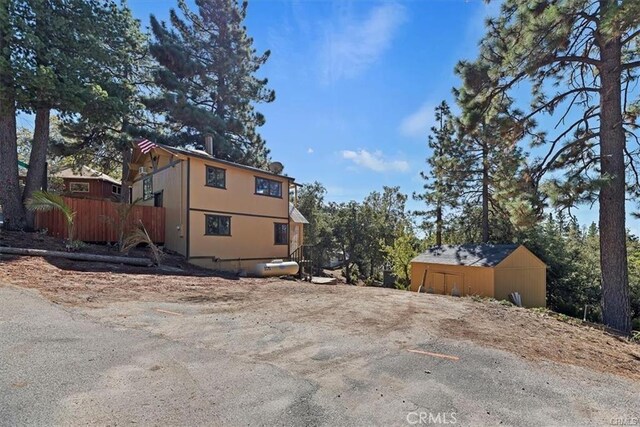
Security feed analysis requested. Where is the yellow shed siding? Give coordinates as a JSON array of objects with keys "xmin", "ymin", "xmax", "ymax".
[
  {"xmin": 410, "ymin": 244, "xmax": 547, "ymax": 307},
  {"xmin": 494, "ymin": 267, "xmax": 546, "ymax": 307},
  {"xmin": 495, "ymin": 245, "xmax": 546, "ymax": 268},
  {"xmin": 410, "ymin": 263, "xmax": 494, "ymax": 297},
  {"xmin": 131, "ymin": 160, "xmax": 187, "ymax": 256}
]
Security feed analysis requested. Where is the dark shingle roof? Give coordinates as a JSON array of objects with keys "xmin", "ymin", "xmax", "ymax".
[{"xmin": 411, "ymin": 244, "xmax": 520, "ymax": 267}]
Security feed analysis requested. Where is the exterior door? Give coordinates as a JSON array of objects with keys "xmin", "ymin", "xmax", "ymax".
[
  {"xmin": 445, "ymin": 274, "xmax": 463, "ymax": 296},
  {"xmin": 432, "ymin": 273, "xmax": 445, "ymax": 294}
]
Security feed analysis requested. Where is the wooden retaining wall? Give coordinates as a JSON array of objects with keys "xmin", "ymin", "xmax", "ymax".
[{"xmin": 35, "ymin": 197, "xmax": 165, "ymax": 243}]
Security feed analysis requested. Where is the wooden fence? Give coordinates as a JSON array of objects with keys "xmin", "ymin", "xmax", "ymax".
[{"xmin": 35, "ymin": 197, "xmax": 165, "ymax": 243}]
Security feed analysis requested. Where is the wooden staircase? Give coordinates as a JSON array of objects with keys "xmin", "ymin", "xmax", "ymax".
[{"xmin": 289, "ymin": 245, "xmax": 314, "ymax": 280}]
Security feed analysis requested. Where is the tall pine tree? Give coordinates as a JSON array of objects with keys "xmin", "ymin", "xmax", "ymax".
[
  {"xmin": 473, "ymin": 0, "xmax": 640, "ymax": 333},
  {"xmin": 413, "ymin": 101, "xmax": 464, "ymax": 245},
  {"xmin": 147, "ymin": 0, "xmax": 275, "ymax": 168}
]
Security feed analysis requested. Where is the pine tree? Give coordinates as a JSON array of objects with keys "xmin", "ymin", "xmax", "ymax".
[
  {"xmin": 9, "ymin": 0, "xmax": 140, "ymax": 228},
  {"xmin": 472, "ymin": 0, "xmax": 640, "ymax": 332},
  {"xmin": 454, "ymin": 61, "xmax": 538, "ymax": 243},
  {"xmin": 147, "ymin": 0, "xmax": 275, "ymax": 168},
  {"xmin": 0, "ymin": 0, "xmax": 30, "ymax": 230},
  {"xmin": 56, "ymin": 5, "xmax": 150, "ymax": 203},
  {"xmin": 413, "ymin": 101, "xmax": 464, "ymax": 245}
]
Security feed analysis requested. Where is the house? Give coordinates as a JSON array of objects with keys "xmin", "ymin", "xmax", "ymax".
[
  {"xmin": 52, "ymin": 166, "xmax": 122, "ymax": 200},
  {"xmin": 127, "ymin": 142, "xmax": 309, "ymax": 274},
  {"xmin": 19, "ymin": 165, "xmax": 122, "ymax": 201},
  {"xmin": 410, "ymin": 244, "xmax": 546, "ymax": 307}
]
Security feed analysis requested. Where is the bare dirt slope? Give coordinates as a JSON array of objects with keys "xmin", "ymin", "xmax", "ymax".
[{"xmin": 1, "ymin": 250, "xmax": 638, "ymax": 382}]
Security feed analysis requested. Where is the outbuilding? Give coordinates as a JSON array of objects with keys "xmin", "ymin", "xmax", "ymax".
[{"xmin": 410, "ymin": 244, "xmax": 546, "ymax": 307}]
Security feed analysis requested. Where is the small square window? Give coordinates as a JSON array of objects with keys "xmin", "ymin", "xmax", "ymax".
[
  {"xmin": 206, "ymin": 215, "xmax": 231, "ymax": 236},
  {"xmin": 112, "ymin": 185, "xmax": 122, "ymax": 195},
  {"xmin": 255, "ymin": 177, "xmax": 282, "ymax": 198},
  {"xmin": 69, "ymin": 182, "xmax": 89, "ymax": 193},
  {"xmin": 143, "ymin": 177, "xmax": 153, "ymax": 201},
  {"xmin": 274, "ymin": 223, "xmax": 288, "ymax": 245},
  {"xmin": 206, "ymin": 166, "xmax": 226, "ymax": 189}
]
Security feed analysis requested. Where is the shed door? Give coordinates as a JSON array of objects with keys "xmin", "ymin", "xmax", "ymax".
[
  {"xmin": 432, "ymin": 273, "xmax": 445, "ymax": 294},
  {"xmin": 445, "ymin": 274, "xmax": 463, "ymax": 296}
]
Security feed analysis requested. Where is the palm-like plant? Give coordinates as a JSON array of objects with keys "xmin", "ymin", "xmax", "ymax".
[
  {"xmin": 121, "ymin": 220, "xmax": 163, "ymax": 265},
  {"xmin": 25, "ymin": 191, "xmax": 76, "ymax": 245},
  {"xmin": 102, "ymin": 198, "xmax": 141, "ymax": 250}
]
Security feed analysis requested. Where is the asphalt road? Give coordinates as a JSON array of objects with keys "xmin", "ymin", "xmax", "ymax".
[{"xmin": 1, "ymin": 284, "xmax": 638, "ymax": 426}]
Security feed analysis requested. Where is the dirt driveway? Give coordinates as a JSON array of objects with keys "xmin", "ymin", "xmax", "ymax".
[{"xmin": 1, "ymin": 256, "xmax": 640, "ymax": 426}]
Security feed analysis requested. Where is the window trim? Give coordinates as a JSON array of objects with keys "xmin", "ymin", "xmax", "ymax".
[
  {"xmin": 205, "ymin": 214, "xmax": 232, "ymax": 236},
  {"xmin": 205, "ymin": 165, "xmax": 226, "ymax": 189},
  {"xmin": 69, "ymin": 182, "xmax": 90, "ymax": 193},
  {"xmin": 255, "ymin": 176, "xmax": 283, "ymax": 199},
  {"xmin": 274, "ymin": 222, "xmax": 288, "ymax": 245},
  {"xmin": 142, "ymin": 176, "xmax": 153, "ymax": 201},
  {"xmin": 112, "ymin": 184, "xmax": 122, "ymax": 195}
]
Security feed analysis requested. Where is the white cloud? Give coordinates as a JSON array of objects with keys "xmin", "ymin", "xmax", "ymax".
[
  {"xmin": 307, "ymin": 147, "xmax": 314, "ymax": 154},
  {"xmin": 341, "ymin": 149, "xmax": 409, "ymax": 173},
  {"xmin": 399, "ymin": 103, "xmax": 436, "ymax": 138},
  {"xmin": 321, "ymin": 3, "xmax": 407, "ymax": 83}
]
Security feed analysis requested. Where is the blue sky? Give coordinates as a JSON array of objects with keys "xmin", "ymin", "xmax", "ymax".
[
  {"xmin": 129, "ymin": 0, "xmax": 499, "ymax": 202},
  {"xmin": 87, "ymin": 1, "xmax": 636, "ymax": 231}
]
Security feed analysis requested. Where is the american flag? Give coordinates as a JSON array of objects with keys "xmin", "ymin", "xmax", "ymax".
[{"xmin": 137, "ymin": 139, "xmax": 157, "ymax": 154}]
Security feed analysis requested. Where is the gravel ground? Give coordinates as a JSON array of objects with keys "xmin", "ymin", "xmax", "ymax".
[
  {"xmin": 1, "ymin": 283, "xmax": 639, "ymax": 426},
  {"xmin": 1, "ymin": 255, "xmax": 639, "ymax": 382}
]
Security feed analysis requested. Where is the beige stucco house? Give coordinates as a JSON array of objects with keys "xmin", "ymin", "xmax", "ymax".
[{"xmin": 128, "ymin": 142, "xmax": 308, "ymax": 273}]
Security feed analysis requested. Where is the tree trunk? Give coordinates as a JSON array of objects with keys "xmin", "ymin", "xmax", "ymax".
[
  {"xmin": 22, "ymin": 108, "xmax": 51, "ymax": 230},
  {"xmin": 0, "ymin": 5, "xmax": 25, "ymax": 231},
  {"xmin": 598, "ymin": 24, "xmax": 631, "ymax": 333},
  {"xmin": 0, "ymin": 98, "xmax": 24, "ymax": 230},
  {"xmin": 435, "ymin": 204, "xmax": 442, "ymax": 246},
  {"xmin": 121, "ymin": 145, "xmax": 132, "ymax": 203},
  {"xmin": 482, "ymin": 141, "xmax": 489, "ymax": 243},
  {"xmin": 0, "ymin": 246, "xmax": 153, "ymax": 266},
  {"xmin": 23, "ymin": 108, "xmax": 50, "ymax": 230}
]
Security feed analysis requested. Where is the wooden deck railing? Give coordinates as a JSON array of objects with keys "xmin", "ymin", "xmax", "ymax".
[
  {"xmin": 290, "ymin": 244, "xmax": 314, "ymax": 279},
  {"xmin": 35, "ymin": 197, "xmax": 165, "ymax": 243}
]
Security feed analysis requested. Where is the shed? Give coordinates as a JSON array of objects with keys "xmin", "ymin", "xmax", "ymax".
[{"xmin": 410, "ymin": 244, "xmax": 546, "ymax": 307}]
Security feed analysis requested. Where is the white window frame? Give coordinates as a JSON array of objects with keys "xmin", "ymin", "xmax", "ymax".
[{"xmin": 69, "ymin": 182, "xmax": 89, "ymax": 193}]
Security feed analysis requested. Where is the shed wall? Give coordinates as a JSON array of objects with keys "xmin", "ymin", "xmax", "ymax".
[
  {"xmin": 496, "ymin": 245, "xmax": 546, "ymax": 268},
  {"xmin": 494, "ymin": 267, "xmax": 546, "ymax": 307},
  {"xmin": 410, "ymin": 263, "xmax": 494, "ymax": 297}
]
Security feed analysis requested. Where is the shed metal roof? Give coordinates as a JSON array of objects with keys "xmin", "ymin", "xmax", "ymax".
[
  {"xmin": 411, "ymin": 244, "xmax": 520, "ymax": 267},
  {"xmin": 289, "ymin": 203, "xmax": 309, "ymax": 224}
]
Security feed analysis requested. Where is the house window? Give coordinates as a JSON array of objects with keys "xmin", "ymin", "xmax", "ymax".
[
  {"xmin": 205, "ymin": 214, "xmax": 231, "ymax": 236},
  {"xmin": 206, "ymin": 165, "xmax": 226, "ymax": 189},
  {"xmin": 112, "ymin": 185, "xmax": 122, "ymax": 195},
  {"xmin": 69, "ymin": 182, "xmax": 89, "ymax": 193},
  {"xmin": 255, "ymin": 177, "xmax": 282, "ymax": 198},
  {"xmin": 274, "ymin": 223, "xmax": 288, "ymax": 245},
  {"xmin": 143, "ymin": 177, "xmax": 153, "ymax": 201}
]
